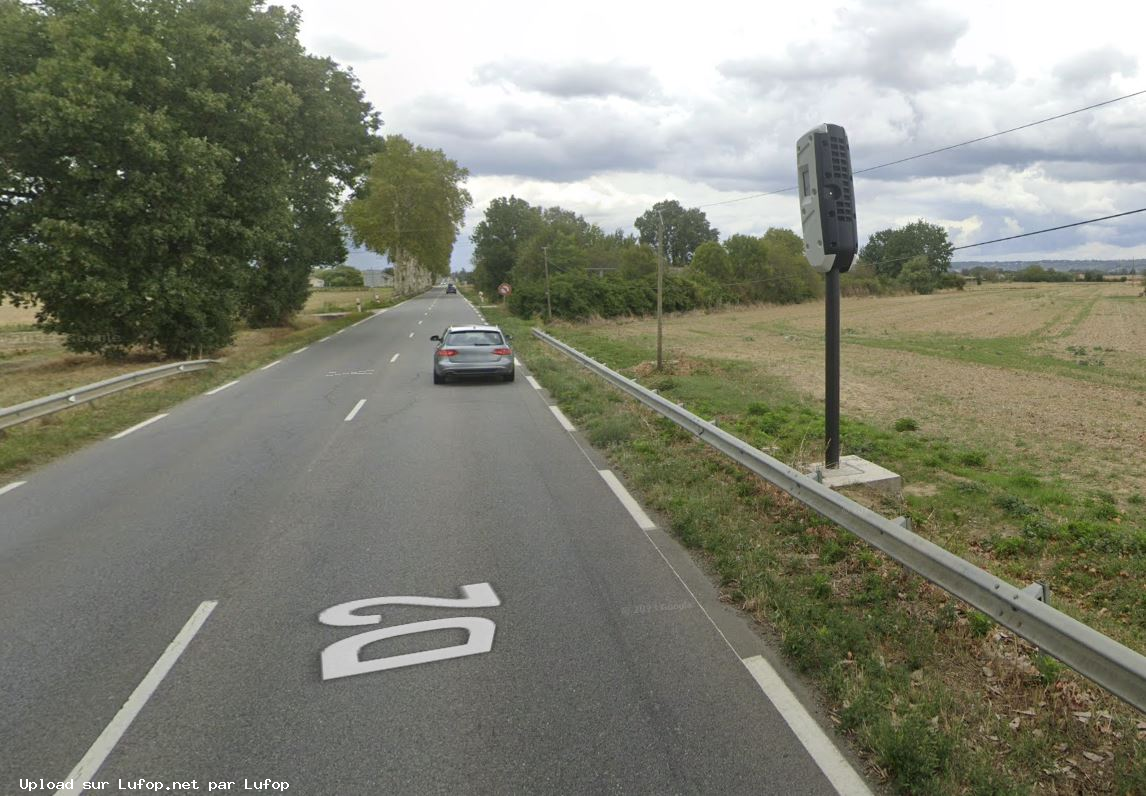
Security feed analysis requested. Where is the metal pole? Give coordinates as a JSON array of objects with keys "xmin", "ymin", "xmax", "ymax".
[
  {"xmin": 542, "ymin": 246, "xmax": 552, "ymax": 322},
  {"xmin": 656, "ymin": 211, "xmax": 665, "ymax": 371},
  {"xmin": 825, "ymin": 267, "xmax": 841, "ymax": 468}
]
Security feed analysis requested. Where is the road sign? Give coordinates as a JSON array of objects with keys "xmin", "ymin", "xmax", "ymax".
[{"xmin": 498, "ymin": 283, "xmax": 512, "ymax": 296}]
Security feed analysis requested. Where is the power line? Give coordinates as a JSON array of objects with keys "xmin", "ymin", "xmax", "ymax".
[
  {"xmin": 952, "ymin": 207, "xmax": 1146, "ymax": 251},
  {"xmin": 698, "ymin": 185, "xmax": 795, "ymax": 209},
  {"xmin": 696, "ymin": 88, "xmax": 1145, "ymax": 209},
  {"xmin": 856, "ymin": 207, "xmax": 1146, "ymax": 274},
  {"xmin": 854, "ymin": 89, "xmax": 1146, "ymax": 176}
]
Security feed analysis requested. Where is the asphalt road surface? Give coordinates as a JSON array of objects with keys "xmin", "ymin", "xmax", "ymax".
[{"xmin": 1, "ymin": 287, "xmax": 872, "ymax": 795}]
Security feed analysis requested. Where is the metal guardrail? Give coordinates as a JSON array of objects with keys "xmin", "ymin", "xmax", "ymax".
[
  {"xmin": 533, "ymin": 328, "xmax": 1146, "ymax": 714},
  {"xmin": 0, "ymin": 360, "xmax": 217, "ymax": 431}
]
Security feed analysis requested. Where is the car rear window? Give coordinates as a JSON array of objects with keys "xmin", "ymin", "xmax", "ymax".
[{"xmin": 445, "ymin": 331, "xmax": 504, "ymax": 346}]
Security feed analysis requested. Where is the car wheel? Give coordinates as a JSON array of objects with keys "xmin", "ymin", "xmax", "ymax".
[
  {"xmin": 503, "ymin": 371, "xmax": 515, "ymax": 382},
  {"xmin": 434, "ymin": 371, "xmax": 444, "ymax": 384}
]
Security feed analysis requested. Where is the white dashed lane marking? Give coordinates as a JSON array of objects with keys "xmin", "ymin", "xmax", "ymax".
[{"xmin": 111, "ymin": 414, "xmax": 168, "ymax": 440}]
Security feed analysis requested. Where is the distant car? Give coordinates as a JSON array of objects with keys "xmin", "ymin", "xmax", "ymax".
[
  {"xmin": 431, "ymin": 325, "xmax": 514, "ymax": 384},
  {"xmin": 445, "ymin": 283, "xmax": 457, "ymax": 294}
]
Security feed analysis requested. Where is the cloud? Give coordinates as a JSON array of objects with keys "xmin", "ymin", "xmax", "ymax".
[
  {"xmin": 474, "ymin": 59, "xmax": 662, "ymax": 101},
  {"xmin": 1053, "ymin": 48, "xmax": 1138, "ymax": 87},
  {"xmin": 718, "ymin": 3, "xmax": 995, "ymax": 93},
  {"xmin": 310, "ymin": 34, "xmax": 387, "ymax": 63},
  {"xmin": 398, "ymin": 93, "xmax": 665, "ymax": 182},
  {"xmin": 332, "ymin": 0, "xmax": 1146, "ymax": 269}
]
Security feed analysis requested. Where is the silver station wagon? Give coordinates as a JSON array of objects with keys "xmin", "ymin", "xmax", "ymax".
[{"xmin": 430, "ymin": 325, "xmax": 515, "ymax": 384}]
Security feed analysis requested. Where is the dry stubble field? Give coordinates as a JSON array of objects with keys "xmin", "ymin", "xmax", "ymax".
[
  {"xmin": 592, "ymin": 280, "xmax": 1146, "ymax": 497},
  {"xmin": 0, "ymin": 298, "xmax": 322, "ymax": 407}
]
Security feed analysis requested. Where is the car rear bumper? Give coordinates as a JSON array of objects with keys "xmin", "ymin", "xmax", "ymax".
[{"xmin": 434, "ymin": 360, "xmax": 514, "ymax": 378}]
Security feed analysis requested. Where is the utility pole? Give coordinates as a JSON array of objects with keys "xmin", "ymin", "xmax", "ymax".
[
  {"xmin": 656, "ymin": 209, "xmax": 665, "ymax": 371},
  {"xmin": 542, "ymin": 245, "xmax": 552, "ymax": 322}
]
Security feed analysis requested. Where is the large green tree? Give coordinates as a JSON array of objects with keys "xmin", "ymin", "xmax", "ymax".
[
  {"xmin": 241, "ymin": 43, "xmax": 380, "ymax": 326},
  {"xmin": 689, "ymin": 240, "xmax": 732, "ymax": 282},
  {"xmin": 470, "ymin": 196, "xmax": 543, "ymax": 294},
  {"xmin": 634, "ymin": 199, "xmax": 719, "ymax": 266},
  {"xmin": 343, "ymin": 135, "xmax": 471, "ymax": 292},
  {"xmin": 0, "ymin": 0, "xmax": 378, "ymax": 355},
  {"xmin": 858, "ymin": 219, "xmax": 954, "ymax": 280}
]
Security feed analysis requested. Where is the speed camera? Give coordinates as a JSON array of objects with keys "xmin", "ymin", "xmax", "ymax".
[{"xmin": 796, "ymin": 123, "xmax": 857, "ymax": 273}]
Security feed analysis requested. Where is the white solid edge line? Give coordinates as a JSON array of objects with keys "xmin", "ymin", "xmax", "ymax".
[
  {"xmin": 526, "ymin": 375, "xmax": 541, "ymax": 390},
  {"xmin": 335, "ymin": 328, "xmax": 345, "ymax": 335},
  {"xmin": 548, "ymin": 405, "xmax": 576, "ymax": 432},
  {"xmin": 295, "ymin": 346, "xmax": 310, "ymax": 354},
  {"xmin": 389, "ymin": 353, "xmax": 400, "ymax": 364},
  {"xmin": 742, "ymin": 655, "xmax": 873, "ymax": 796},
  {"xmin": 514, "ymin": 358, "xmax": 522, "ymax": 367},
  {"xmin": 344, "ymin": 399, "xmax": 367, "ymax": 422},
  {"xmin": 111, "ymin": 413, "xmax": 168, "ymax": 440},
  {"xmin": 318, "ymin": 336, "xmax": 332, "ymax": 343},
  {"xmin": 205, "ymin": 380, "xmax": 239, "ymax": 396},
  {"xmin": 56, "ymin": 601, "xmax": 218, "ymax": 794},
  {"xmin": 0, "ymin": 480, "xmax": 27, "ymax": 497},
  {"xmin": 260, "ymin": 359, "xmax": 281, "ymax": 371},
  {"xmin": 598, "ymin": 469, "xmax": 657, "ymax": 531}
]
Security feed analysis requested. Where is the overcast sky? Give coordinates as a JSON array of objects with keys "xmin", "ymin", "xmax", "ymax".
[{"xmin": 289, "ymin": 0, "xmax": 1146, "ymax": 271}]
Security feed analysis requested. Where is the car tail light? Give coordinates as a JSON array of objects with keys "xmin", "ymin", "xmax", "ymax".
[
  {"xmin": 492, "ymin": 347, "xmax": 511, "ymax": 355},
  {"xmin": 437, "ymin": 349, "xmax": 458, "ymax": 357}
]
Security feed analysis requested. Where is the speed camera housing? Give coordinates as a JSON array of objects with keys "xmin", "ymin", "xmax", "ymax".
[{"xmin": 796, "ymin": 123, "xmax": 857, "ymax": 273}]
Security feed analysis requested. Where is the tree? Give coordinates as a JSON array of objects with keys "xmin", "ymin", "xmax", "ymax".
[
  {"xmin": 634, "ymin": 200, "xmax": 719, "ymax": 266},
  {"xmin": 859, "ymin": 220, "xmax": 954, "ymax": 280},
  {"xmin": 241, "ymin": 45, "xmax": 380, "ymax": 326},
  {"xmin": 0, "ymin": 0, "xmax": 379, "ymax": 355},
  {"xmin": 724, "ymin": 234, "xmax": 770, "ymax": 301},
  {"xmin": 689, "ymin": 241, "xmax": 732, "ymax": 282},
  {"xmin": 343, "ymin": 135, "xmax": 471, "ymax": 293},
  {"xmin": 512, "ymin": 229, "xmax": 589, "ymax": 283},
  {"xmin": 321, "ymin": 265, "xmax": 364, "ymax": 287},
  {"xmin": 619, "ymin": 245, "xmax": 657, "ymax": 279},
  {"xmin": 470, "ymin": 196, "xmax": 543, "ymax": 294},
  {"xmin": 899, "ymin": 255, "xmax": 936, "ymax": 294}
]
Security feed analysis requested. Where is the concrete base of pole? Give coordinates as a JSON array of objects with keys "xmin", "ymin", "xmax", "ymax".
[{"xmin": 807, "ymin": 455, "xmax": 902, "ymax": 495}]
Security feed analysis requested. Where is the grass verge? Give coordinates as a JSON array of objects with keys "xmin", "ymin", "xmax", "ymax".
[
  {"xmin": 479, "ymin": 294, "xmax": 1146, "ymax": 795},
  {"xmin": 0, "ymin": 295, "xmax": 408, "ymax": 481}
]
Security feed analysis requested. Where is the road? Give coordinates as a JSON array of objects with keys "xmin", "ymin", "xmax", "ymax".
[{"xmin": 1, "ymin": 287, "xmax": 870, "ymax": 795}]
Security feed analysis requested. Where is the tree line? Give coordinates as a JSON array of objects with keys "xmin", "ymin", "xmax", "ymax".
[
  {"xmin": 0, "ymin": 0, "xmax": 470, "ymax": 358},
  {"xmin": 471, "ymin": 197, "xmax": 961, "ymax": 320}
]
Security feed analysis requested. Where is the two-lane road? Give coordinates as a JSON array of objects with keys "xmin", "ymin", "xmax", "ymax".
[{"xmin": 1, "ymin": 287, "xmax": 869, "ymax": 794}]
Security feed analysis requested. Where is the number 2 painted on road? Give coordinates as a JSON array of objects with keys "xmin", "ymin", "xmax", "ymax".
[{"xmin": 319, "ymin": 582, "xmax": 500, "ymax": 681}]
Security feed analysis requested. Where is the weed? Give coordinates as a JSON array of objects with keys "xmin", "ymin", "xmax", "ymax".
[
  {"xmin": 933, "ymin": 601, "xmax": 958, "ymax": 631},
  {"xmin": 872, "ymin": 711, "xmax": 953, "ymax": 794},
  {"xmin": 1021, "ymin": 515, "xmax": 1058, "ymax": 540},
  {"xmin": 992, "ymin": 535, "xmax": 1041, "ymax": 557},
  {"xmin": 958, "ymin": 450, "xmax": 988, "ymax": 468},
  {"xmin": 955, "ymin": 480, "xmax": 987, "ymax": 494},
  {"xmin": 894, "ymin": 417, "xmax": 919, "ymax": 432},
  {"xmin": 821, "ymin": 539, "xmax": 848, "ymax": 564},
  {"xmin": 585, "ymin": 414, "xmax": 639, "ymax": 447},
  {"xmin": 968, "ymin": 611, "xmax": 993, "ymax": 637},
  {"xmin": 994, "ymin": 494, "xmax": 1036, "ymax": 516},
  {"xmin": 1033, "ymin": 654, "xmax": 1063, "ymax": 686}
]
